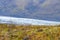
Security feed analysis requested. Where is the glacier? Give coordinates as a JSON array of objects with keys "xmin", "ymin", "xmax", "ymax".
[{"xmin": 0, "ymin": 16, "xmax": 60, "ymax": 25}]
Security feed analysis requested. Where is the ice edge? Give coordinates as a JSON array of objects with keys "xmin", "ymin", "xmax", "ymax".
[{"xmin": 0, "ymin": 16, "xmax": 60, "ymax": 25}]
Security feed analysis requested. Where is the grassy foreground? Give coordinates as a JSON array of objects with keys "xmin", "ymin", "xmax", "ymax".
[{"xmin": 0, "ymin": 24, "xmax": 60, "ymax": 40}]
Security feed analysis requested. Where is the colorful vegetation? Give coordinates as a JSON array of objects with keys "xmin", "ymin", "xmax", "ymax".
[{"xmin": 0, "ymin": 24, "xmax": 60, "ymax": 40}]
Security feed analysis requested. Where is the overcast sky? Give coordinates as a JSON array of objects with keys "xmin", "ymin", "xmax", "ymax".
[{"xmin": 0, "ymin": 0, "xmax": 60, "ymax": 21}]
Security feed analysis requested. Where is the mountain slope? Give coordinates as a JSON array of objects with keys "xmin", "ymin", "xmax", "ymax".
[{"xmin": 0, "ymin": 16, "xmax": 60, "ymax": 25}]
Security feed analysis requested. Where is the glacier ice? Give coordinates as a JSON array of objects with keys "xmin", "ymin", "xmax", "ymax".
[{"xmin": 0, "ymin": 16, "xmax": 60, "ymax": 25}]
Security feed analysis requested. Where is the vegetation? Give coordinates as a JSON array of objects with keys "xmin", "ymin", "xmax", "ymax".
[{"xmin": 0, "ymin": 24, "xmax": 60, "ymax": 40}]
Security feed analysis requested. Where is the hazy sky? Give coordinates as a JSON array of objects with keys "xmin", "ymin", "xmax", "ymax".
[{"xmin": 0, "ymin": 0, "xmax": 60, "ymax": 21}]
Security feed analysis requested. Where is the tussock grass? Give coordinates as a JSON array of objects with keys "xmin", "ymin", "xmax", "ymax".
[{"xmin": 0, "ymin": 24, "xmax": 60, "ymax": 40}]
